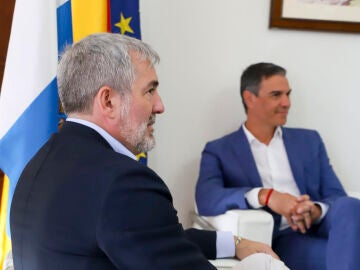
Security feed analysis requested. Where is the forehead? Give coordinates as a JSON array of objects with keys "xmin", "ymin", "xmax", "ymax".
[
  {"xmin": 259, "ymin": 74, "xmax": 290, "ymax": 93},
  {"xmin": 131, "ymin": 54, "xmax": 158, "ymax": 91},
  {"xmin": 130, "ymin": 51, "xmax": 156, "ymax": 74}
]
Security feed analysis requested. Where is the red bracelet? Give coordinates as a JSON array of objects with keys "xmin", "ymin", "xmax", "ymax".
[{"xmin": 265, "ymin": 188, "xmax": 274, "ymax": 206}]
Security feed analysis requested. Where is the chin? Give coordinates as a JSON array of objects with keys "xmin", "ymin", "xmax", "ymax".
[{"xmin": 275, "ymin": 119, "xmax": 287, "ymax": 126}]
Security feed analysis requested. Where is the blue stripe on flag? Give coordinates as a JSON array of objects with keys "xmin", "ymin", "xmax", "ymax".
[
  {"xmin": 0, "ymin": 79, "xmax": 58, "ymax": 234},
  {"xmin": 57, "ymin": 1, "xmax": 73, "ymax": 55}
]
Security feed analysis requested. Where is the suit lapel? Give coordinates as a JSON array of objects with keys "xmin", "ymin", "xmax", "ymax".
[
  {"xmin": 234, "ymin": 127, "xmax": 263, "ymax": 187},
  {"xmin": 282, "ymin": 128, "xmax": 306, "ymax": 194}
]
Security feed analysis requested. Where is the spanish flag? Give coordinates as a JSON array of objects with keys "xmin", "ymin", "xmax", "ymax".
[
  {"xmin": 0, "ymin": 0, "xmax": 141, "ymax": 268},
  {"xmin": 71, "ymin": 0, "xmax": 141, "ymax": 42}
]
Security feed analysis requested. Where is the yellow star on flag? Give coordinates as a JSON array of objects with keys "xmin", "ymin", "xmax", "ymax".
[{"xmin": 114, "ymin": 13, "xmax": 134, "ymax": 35}]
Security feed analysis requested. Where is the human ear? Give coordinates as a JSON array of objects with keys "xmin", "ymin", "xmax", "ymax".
[
  {"xmin": 243, "ymin": 90, "xmax": 255, "ymax": 109},
  {"xmin": 95, "ymin": 86, "xmax": 118, "ymax": 117}
]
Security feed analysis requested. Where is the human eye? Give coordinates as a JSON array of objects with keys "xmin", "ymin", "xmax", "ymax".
[
  {"xmin": 146, "ymin": 88, "xmax": 156, "ymax": 95},
  {"xmin": 144, "ymin": 81, "xmax": 159, "ymax": 97},
  {"xmin": 271, "ymin": 91, "xmax": 281, "ymax": 98}
]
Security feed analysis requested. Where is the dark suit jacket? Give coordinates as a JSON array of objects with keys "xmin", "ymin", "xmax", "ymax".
[
  {"xmin": 11, "ymin": 122, "xmax": 216, "ymax": 270},
  {"xmin": 196, "ymin": 126, "xmax": 346, "ymax": 217}
]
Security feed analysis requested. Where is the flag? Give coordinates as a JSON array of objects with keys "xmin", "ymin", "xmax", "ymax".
[
  {"xmin": 0, "ymin": 175, "xmax": 10, "ymax": 268},
  {"xmin": 71, "ymin": 0, "xmax": 141, "ymax": 41},
  {"xmin": 109, "ymin": 0, "xmax": 146, "ymax": 164},
  {"xmin": 0, "ymin": 0, "xmax": 142, "ymax": 267},
  {"xmin": 0, "ymin": 0, "xmax": 60, "ymax": 266},
  {"xmin": 108, "ymin": 0, "xmax": 146, "ymax": 164},
  {"xmin": 136, "ymin": 152, "xmax": 148, "ymax": 165},
  {"xmin": 109, "ymin": 0, "xmax": 141, "ymax": 39}
]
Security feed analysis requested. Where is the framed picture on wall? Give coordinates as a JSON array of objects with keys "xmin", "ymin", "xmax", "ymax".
[{"xmin": 270, "ymin": 0, "xmax": 360, "ymax": 33}]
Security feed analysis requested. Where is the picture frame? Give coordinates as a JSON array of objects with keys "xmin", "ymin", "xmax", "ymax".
[{"xmin": 270, "ymin": 0, "xmax": 360, "ymax": 33}]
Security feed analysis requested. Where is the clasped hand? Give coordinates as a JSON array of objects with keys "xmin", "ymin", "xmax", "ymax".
[{"xmin": 266, "ymin": 191, "xmax": 322, "ymax": 234}]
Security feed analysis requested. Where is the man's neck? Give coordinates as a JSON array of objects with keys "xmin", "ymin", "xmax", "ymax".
[
  {"xmin": 244, "ymin": 121, "xmax": 277, "ymax": 145},
  {"xmin": 67, "ymin": 117, "xmax": 138, "ymax": 160}
]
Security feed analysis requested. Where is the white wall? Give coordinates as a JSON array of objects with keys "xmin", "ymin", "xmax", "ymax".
[{"xmin": 140, "ymin": 0, "xmax": 360, "ymax": 227}]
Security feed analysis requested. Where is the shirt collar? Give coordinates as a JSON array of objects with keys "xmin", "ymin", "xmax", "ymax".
[
  {"xmin": 242, "ymin": 122, "xmax": 282, "ymax": 144},
  {"xmin": 66, "ymin": 118, "xmax": 137, "ymax": 160}
]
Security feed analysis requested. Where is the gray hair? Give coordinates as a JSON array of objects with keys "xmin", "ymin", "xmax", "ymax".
[
  {"xmin": 240, "ymin": 62, "xmax": 286, "ymax": 112},
  {"xmin": 57, "ymin": 33, "xmax": 160, "ymax": 114}
]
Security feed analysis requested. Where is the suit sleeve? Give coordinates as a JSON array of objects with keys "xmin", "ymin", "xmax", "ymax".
[
  {"xmin": 184, "ymin": 228, "xmax": 216, "ymax": 260},
  {"xmin": 313, "ymin": 131, "xmax": 346, "ymax": 205},
  {"xmin": 196, "ymin": 142, "xmax": 253, "ymax": 216},
  {"xmin": 96, "ymin": 164, "xmax": 216, "ymax": 270}
]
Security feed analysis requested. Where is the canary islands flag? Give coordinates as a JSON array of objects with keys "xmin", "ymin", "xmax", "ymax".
[
  {"xmin": 0, "ymin": 0, "xmax": 60, "ymax": 266},
  {"xmin": 0, "ymin": 0, "xmax": 142, "ymax": 267}
]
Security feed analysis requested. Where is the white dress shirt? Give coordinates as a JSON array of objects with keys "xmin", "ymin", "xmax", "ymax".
[
  {"xmin": 67, "ymin": 118, "xmax": 235, "ymax": 258},
  {"xmin": 242, "ymin": 124, "xmax": 328, "ymax": 230}
]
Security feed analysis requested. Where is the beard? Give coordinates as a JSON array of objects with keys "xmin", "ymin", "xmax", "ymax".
[
  {"xmin": 132, "ymin": 114, "xmax": 156, "ymax": 154},
  {"xmin": 121, "ymin": 113, "xmax": 156, "ymax": 154}
]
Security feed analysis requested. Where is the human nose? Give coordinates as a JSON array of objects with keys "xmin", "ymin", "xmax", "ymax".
[
  {"xmin": 153, "ymin": 92, "xmax": 165, "ymax": 114},
  {"xmin": 281, "ymin": 94, "xmax": 291, "ymax": 107}
]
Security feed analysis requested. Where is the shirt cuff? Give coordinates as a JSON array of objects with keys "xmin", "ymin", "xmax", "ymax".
[
  {"xmin": 216, "ymin": 231, "xmax": 235, "ymax": 258},
  {"xmin": 313, "ymin": 201, "xmax": 329, "ymax": 223},
  {"xmin": 245, "ymin": 187, "xmax": 263, "ymax": 208}
]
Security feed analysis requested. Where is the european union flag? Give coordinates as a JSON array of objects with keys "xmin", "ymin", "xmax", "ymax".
[
  {"xmin": 109, "ymin": 0, "xmax": 141, "ymax": 40},
  {"xmin": 110, "ymin": 0, "xmax": 146, "ymax": 165}
]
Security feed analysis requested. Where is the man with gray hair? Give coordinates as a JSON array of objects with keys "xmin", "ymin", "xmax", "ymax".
[{"xmin": 10, "ymin": 34, "xmax": 285, "ymax": 269}]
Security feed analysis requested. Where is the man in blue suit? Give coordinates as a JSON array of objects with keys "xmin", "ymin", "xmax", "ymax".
[
  {"xmin": 10, "ymin": 35, "xmax": 282, "ymax": 269},
  {"xmin": 196, "ymin": 62, "xmax": 360, "ymax": 270}
]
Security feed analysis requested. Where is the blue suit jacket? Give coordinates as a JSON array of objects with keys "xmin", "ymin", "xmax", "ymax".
[
  {"xmin": 196, "ymin": 126, "xmax": 346, "ymax": 216},
  {"xmin": 11, "ymin": 122, "xmax": 216, "ymax": 270}
]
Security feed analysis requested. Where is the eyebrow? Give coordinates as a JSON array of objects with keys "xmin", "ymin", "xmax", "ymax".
[
  {"xmin": 269, "ymin": 89, "xmax": 291, "ymax": 94},
  {"xmin": 147, "ymin": 80, "xmax": 159, "ymax": 88}
]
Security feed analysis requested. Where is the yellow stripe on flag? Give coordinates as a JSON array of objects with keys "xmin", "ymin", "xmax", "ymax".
[
  {"xmin": 0, "ymin": 175, "xmax": 12, "ymax": 268},
  {"xmin": 71, "ymin": 0, "xmax": 108, "ymax": 42}
]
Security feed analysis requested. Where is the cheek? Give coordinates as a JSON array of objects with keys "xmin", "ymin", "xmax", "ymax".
[
  {"xmin": 131, "ymin": 104, "xmax": 151, "ymax": 124},
  {"xmin": 267, "ymin": 102, "xmax": 279, "ymax": 112},
  {"xmin": 259, "ymin": 103, "xmax": 273, "ymax": 113}
]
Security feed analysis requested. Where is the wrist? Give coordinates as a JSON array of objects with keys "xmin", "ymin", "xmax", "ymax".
[
  {"xmin": 259, "ymin": 188, "xmax": 274, "ymax": 206},
  {"xmin": 233, "ymin": 235, "xmax": 242, "ymax": 246},
  {"xmin": 312, "ymin": 204, "xmax": 322, "ymax": 222},
  {"xmin": 233, "ymin": 235, "xmax": 243, "ymax": 258}
]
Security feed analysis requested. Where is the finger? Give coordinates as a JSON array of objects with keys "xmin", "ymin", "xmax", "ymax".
[
  {"xmin": 291, "ymin": 214, "xmax": 307, "ymax": 233},
  {"xmin": 255, "ymin": 244, "xmax": 281, "ymax": 260},
  {"xmin": 296, "ymin": 194, "xmax": 310, "ymax": 202},
  {"xmin": 264, "ymin": 248, "xmax": 280, "ymax": 260},
  {"xmin": 290, "ymin": 224, "xmax": 298, "ymax": 231},
  {"xmin": 288, "ymin": 215, "xmax": 299, "ymax": 231},
  {"xmin": 286, "ymin": 215, "xmax": 295, "ymax": 226},
  {"xmin": 303, "ymin": 212, "xmax": 312, "ymax": 229},
  {"xmin": 296, "ymin": 220, "xmax": 307, "ymax": 234},
  {"xmin": 296, "ymin": 201, "xmax": 314, "ymax": 214}
]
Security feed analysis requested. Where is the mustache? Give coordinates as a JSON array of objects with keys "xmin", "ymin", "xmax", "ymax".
[
  {"xmin": 276, "ymin": 108, "xmax": 289, "ymax": 113},
  {"xmin": 148, "ymin": 114, "xmax": 156, "ymax": 126}
]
